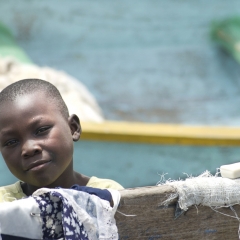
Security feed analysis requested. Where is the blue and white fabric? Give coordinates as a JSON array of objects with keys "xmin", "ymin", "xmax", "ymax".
[{"xmin": 0, "ymin": 188, "xmax": 120, "ymax": 240}]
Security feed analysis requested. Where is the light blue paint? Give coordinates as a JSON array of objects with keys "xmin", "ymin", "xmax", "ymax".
[
  {"xmin": 0, "ymin": 1, "xmax": 240, "ymax": 124},
  {"xmin": 1, "ymin": 141, "xmax": 240, "ymax": 188},
  {"xmin": 204, "ymin": 229, "xmax": 217, "ymax": 234},
  {"xmin": 148, "ymin": 235, "xmax": 162, "ymax": 240}
]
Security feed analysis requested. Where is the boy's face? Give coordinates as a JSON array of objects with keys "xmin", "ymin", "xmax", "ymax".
[{"xmin": 0, "ymin": 92, "xmax": 80, "ymax": 188}]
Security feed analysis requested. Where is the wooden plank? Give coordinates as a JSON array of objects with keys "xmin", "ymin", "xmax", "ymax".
[
  {"xmin": 116, "ymin": 185, "xmax": 240, "ymax": 239},
  {"xmin": 81, "ymin": 121, "xmax": 240, "ymax": 146}
]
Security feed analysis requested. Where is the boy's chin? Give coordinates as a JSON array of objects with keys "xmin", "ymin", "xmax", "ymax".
[{"xmin": 24, "ymin": 179, "xmax": 59, "ymax": 191}]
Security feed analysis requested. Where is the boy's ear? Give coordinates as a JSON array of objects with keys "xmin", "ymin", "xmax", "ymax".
[{"xmin": 68, "ymin": 114, "xmax": 81, "ymax": 141}]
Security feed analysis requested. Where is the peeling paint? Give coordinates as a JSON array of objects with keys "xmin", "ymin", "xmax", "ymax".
[
  {"xmin": 148, "ymin": 235, "xmax": 162, "ymax": 240},
  {"xmin": 205, "ymin": 229, "xmax": 217, "ymax": 234}
]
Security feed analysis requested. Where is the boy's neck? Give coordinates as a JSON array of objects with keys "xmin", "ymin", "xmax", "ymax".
[{"xmin": 20, "ymin": 172, "xmax": 90, "ymax": 196}]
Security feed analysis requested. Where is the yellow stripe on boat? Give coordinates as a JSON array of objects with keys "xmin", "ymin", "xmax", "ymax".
[{"xmin": 81, "ymin": 121, "xmax": 240, "ymax": 146}]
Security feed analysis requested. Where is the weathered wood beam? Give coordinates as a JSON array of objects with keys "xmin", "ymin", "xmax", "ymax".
[{"xmin": 116, "ymin": 185, "xmax": 240, "ymax": 239}]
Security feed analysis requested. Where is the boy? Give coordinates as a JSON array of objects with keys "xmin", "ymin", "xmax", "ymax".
[{"xmin": 0, "ymin": 79, "xmax": 123, "ymax": 202}]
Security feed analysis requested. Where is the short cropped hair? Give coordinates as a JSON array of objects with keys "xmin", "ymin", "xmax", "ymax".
[{"xmin": 0, "ymin": 79, "xmax": 69, "ymax": 118}]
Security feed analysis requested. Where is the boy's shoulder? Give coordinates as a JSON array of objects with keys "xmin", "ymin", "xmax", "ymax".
[
  {"xmin": 0, "ymin": 181, "xmax": 21, "ymax": 193},
  {"xmin": 0, "ymin": 177, "xmax": 123, "ymax": 203},
  {"xmin": 0, "ymin": 181, "xmax": 25, "ymax": 202},
  {"xmin": 87, "ymin": 176, "xmax": 124, "ymax": 190}
]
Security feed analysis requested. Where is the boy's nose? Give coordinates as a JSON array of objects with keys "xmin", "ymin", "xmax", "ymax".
[{"xmin": 21, "ymin": 140, "xmax": 42, "ymax": 158}]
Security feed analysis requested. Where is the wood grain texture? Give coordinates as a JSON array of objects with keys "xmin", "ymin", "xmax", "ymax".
[{"xmin": 116, "ymin": 185, "xmax": 240, "ymax": 239}]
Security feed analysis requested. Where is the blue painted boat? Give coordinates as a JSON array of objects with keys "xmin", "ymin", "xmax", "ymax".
[{"xmin": 1, "ymin": 1, "xmax": 240, "ymax": 189}]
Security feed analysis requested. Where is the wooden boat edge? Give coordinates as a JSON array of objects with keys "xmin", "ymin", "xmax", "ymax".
[
  {"xmin": 81, "ymin": 121, "xmax": 240, "ymax": 146},
  {"xmin": 117, "ymin": 185, "xmax": 240, "ymax": 239}
]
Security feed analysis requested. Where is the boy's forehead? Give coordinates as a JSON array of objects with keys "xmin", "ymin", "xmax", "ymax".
[
  {"xmin": 0, "ymin": 92, "xmax": 57, "ymax": 114},
  {"xmin": 18, "ymin": 91, "xmax": 49, "ymax": 101}
]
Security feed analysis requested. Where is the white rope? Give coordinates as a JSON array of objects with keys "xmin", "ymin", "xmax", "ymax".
[{"xmin": 160, "ymin": 170, "xmax": 240, "ymax": 238}]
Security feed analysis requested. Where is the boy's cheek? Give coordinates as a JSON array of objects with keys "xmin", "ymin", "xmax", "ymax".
[{"xmin": 1, "ymin": 148, "xmax": 18, "ymax": 161}]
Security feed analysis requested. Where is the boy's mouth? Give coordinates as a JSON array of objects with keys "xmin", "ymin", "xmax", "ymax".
[{"xmin": 25, "ymin": 160, "xmax": 51, "ymax": 171}]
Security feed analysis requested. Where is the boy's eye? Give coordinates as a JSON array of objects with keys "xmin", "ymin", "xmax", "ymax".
[
  {"xmin": 35, "ymin": 126, "xmax": 51, "ymax": 135},
  {"xmin": 4, "ymin": 139, "xmax": 18, "ymax": 147}
]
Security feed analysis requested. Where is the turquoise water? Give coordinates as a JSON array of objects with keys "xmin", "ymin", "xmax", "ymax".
[{"xmin": 1, "ymin": 140, "xmax": 240, "ymax": 188}]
